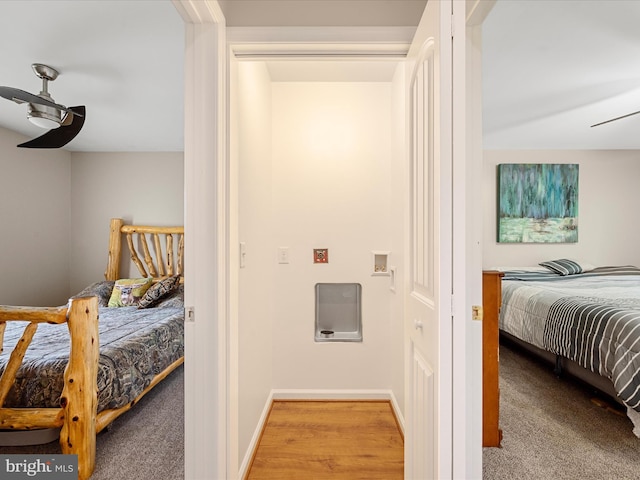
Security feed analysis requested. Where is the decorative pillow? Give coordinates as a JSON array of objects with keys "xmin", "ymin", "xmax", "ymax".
[
  {"xmin": 137, "ymin": 275, "xmax": 182, "ymax": 309},
  {"xmin": 153, "ymin": 284, "xmax": 184, "ymax": 308},
  {"xmin": 108, "ymin": 278, "xmax": 153, "ymax": 307},
  {"xmin": 539, "ymin": 259, "xmax": 583, "ymax": 276},
  {"xmin": 72, "ymin": 281, "xmax": 115, "ymax": 307}
]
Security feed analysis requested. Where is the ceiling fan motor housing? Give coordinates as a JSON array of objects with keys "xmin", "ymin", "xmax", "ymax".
[
  {"xmin": 27, "ymin": 92, "xmax": 62, "ymax": 129},
  {"xmin": 0, "ymin": 62, "xmax": 85, "ymax": 147}
]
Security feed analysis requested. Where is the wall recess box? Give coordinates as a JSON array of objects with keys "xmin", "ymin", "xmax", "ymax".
[
  {"xmin": 313, "ymin": 248, "xmax": 328, "ymax": 264},
  {"xmin": 315, "ymin": 283, "xmax": 362, "ymax": 342},
  {"xmin": 371, "ymin": 251, "xmax": 390, "ymax": 276}
]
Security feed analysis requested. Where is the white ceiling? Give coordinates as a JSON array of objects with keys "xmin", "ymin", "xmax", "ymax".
[
  {"xmin": 483, "ymin": 0, "xmax": 640, "ymax": 150},
  {"xmin": 0, "ymin": 1, "xmax": 638, "ymax": 152},
  {"xmin": 0, "ymin": 1, "xmax": 184, "ymax": 152},
  {"xmin": 218, "ymin": 0, "xmax": 427, "ymax": 27}
]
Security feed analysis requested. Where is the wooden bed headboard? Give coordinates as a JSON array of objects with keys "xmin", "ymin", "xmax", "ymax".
[{"xmin": 104, "ymin": 218, "xmax": 184, "ymax": 281}]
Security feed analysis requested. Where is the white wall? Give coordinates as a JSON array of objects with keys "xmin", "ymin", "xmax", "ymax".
[
  {"xmin": 270, "ymin": 81, "xmax": 395, "ymax": 390},
  {"xmin": 236, "ymin": 61, "xmax": 274, "ymax": 459},
  {"xmin": 483, "ymin": 150, "xmax": 640, "ymax": 268},
  {"xmin": 0, "ymin": 139, "xmax": 183, "ymax": 303},
  {"xmin": 0, "ymin": 127, "xmax": 71, "ymax": 306},
  {"xmin": 69, "ymin": 152, "xmax": 184, "ymax": 294},
  {"xmin": 234, "ymin": 67, "xmax": 406, "ymax": 466}
]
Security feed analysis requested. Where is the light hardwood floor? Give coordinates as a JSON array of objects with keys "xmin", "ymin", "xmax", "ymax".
[{"xmin": 246, "ymin": 400, "xmax": 404, "ymax": 480}]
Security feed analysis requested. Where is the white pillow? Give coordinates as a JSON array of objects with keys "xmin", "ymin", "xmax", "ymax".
[
  {"xmin": 572, "ymin": 260, "xmax": 596, "ymax": 272},
  {"xmin": 490, "ymin": 266, "xmax": 549, "ymax": 272}
]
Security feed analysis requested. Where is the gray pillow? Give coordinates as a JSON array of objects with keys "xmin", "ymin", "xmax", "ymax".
[
  {"xmin": 72, "ymin": 281, "xmax": 115, "ymax": 307},
  {"xmin": 539, "ymin": 259, "xmax": 582, "ymax": 276}
]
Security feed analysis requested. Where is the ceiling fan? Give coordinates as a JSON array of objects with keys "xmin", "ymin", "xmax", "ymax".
[
  {"xmin": 0, "ymin": 63, "xmax": 85, "ymax": 148},
  {"xmin": 590, "ymin": 109, "xmax": 640, "ymax": 128}
]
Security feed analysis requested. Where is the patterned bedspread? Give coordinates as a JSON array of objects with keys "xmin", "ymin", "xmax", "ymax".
[
  {"xmin": 0, "ymin": 302, "xmax": 184, "ymax": 412},
  {"xmin": 500, "ymin": 266, "xmax": 640, "ymax": 412}
]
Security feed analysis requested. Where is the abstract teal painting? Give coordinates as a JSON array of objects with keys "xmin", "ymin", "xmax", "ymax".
[{"xmin": 498, "ymin": 164, "xmax": 578, "ymax": 243}]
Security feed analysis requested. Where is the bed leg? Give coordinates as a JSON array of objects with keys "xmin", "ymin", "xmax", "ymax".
[
  {"xmin": 60, "ymin": 296, "xmax": 99, "ymax": 480},
  {"xmin": 554, "ymin": 355, "xmax": 563, "ymax": 377},
  {"xmin": 104, "ymin": 420, "xmax": 115, "ymax": 432}
]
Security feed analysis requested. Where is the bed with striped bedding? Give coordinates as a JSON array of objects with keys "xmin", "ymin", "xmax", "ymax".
[{"xmin": 499, "ymin": 266, "xmax": 640, "ymax": 428}]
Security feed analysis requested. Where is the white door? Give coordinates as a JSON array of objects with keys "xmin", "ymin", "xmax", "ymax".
[{"xmin": 405, "ymin": 0, "xmax": 453, "ymax": 478}]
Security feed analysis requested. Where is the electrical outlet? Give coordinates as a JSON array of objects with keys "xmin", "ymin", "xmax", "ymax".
[{"xmin": 278, "ymin": 247, "xmax": 290, "ymax": 264}]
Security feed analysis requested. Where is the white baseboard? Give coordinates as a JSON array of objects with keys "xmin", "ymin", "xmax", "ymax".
[
  {"xmin": 388, "ymin": 392, "xmax": 405, "ymax": 436},
  {"xmin": 238, "ymin": 388, "xmax": 405, "ymax": 478},
  {"xmin": 238, "ymin": 390, "xmax": 275, "ymax": 479}
]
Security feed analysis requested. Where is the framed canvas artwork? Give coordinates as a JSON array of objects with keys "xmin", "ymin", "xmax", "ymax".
[{"xmin": 497, "ymin": 163, "xmax": 578, "ymax": 243}]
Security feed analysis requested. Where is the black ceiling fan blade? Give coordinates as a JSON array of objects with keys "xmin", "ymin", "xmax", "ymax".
[
  {"xmin": 0, "ymin": 86, "xmax": 83, "ymax": 116},
  {"xmin": 60, "ymin": 106, "xmax": 84, "ymax": 126},
  {"xmin": 18, "ymin": 106, "xmax": 86, "ymax": 149},
  {"xmin": 591, "ymin": 109, "xmax": 640, "ymax": 127}
]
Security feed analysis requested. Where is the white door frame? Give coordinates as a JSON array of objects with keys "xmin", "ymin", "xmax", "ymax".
[
  {"xmin": 173, "ymin": 1, "xmax": 230, "ymax": 479},
  {"xmin": 454, "ymin": 2, "xmax": 495, "ymax": 477},
  {"xmin": 173, "ymin": 0, "xmax": 494, "ymax": 478}
]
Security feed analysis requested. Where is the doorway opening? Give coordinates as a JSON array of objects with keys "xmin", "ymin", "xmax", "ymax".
[{"xmin": 230, "ymin": 55, "xmax": 408, "ymax": 472}]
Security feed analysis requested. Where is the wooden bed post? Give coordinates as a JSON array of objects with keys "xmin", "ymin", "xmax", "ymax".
[
  {"xmin": 105, "ymin": 218, "xmax": 124, "ymax": 281},
  {"xmin": 482, "ymin": 271, "xmax": 504, "ymax": 447},
  {"xmin": 60, "ymin": 296, "xmax": 99, "ymax": 480}
]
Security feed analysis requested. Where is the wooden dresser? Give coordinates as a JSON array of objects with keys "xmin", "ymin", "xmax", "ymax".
[{"xmin": 482, "ymin": 270, "xmax": 503, "ymax": 447}]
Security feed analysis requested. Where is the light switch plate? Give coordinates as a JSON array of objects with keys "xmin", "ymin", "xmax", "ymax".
[{"xmin": 239, "ymin": 242, "xmax": 246, "ymax": 268}]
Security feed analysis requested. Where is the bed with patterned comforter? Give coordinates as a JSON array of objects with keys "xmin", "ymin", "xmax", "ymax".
[
  {"xmin": 0, "ymin": 281, "xmax": 184, "ymax": 412},
  {"xmin": 500, "ymin": 266, "xmax": 640, "ymax": 419}
]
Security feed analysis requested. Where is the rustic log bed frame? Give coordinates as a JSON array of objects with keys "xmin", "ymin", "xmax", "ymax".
[{"xmin": 0, "ymin": 218, "xmax": 184, "ymax": 480}]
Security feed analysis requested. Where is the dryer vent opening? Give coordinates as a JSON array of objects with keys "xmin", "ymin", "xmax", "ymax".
[{"xmin": 314, "ymin": 283, "xmax": 362, "ymax": 342}]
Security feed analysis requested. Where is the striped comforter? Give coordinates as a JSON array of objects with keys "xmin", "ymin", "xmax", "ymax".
[{"xmin": 500, "ymin": 266, "xmax": 640, "ymax": 412}]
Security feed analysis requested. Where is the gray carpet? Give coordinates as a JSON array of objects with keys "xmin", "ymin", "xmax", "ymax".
[
  {"xmin": 483, "ymin": 343, "xmax": 640, "ymax": 480},
  {"xmin": 0, "ymin": 365, "xmax": 184, "ymax": 479}
]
